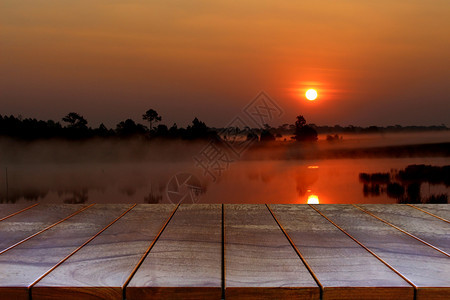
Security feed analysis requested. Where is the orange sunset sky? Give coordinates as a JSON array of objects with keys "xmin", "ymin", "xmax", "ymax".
[{"xmin": 1, "ymin": 1, "xmax": 449, "ymax": 127}]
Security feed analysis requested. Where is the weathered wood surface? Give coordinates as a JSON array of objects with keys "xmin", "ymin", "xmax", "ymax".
[
  {"xmin": 0, "ymin": 204, "xmax": 88, "ymax": 253},
  {"xmin": 126, "ymin": 204, "xmax": 222, "ymax": 300},
  {"xmin": 357, "ymin": 204, "xmax": 450, "ymax": 255},
  {"xmin": 312, "ymin": 204, "xmax": 450, "ymax": 300},
  {"xmin": 225, "ymin": 204, "xmax": 319, "ymax": 300},
  {"xmin": 0, "ymin": 203, "xmax": 449, "ymax": 300},
  {"xmin": 0, "ymin": 204, "xmax": 133, "ymax": 300},
  {"xmin": 412, "ymin": 204, "xmax": 450, "ymax": 221},
  {"xmin": 270, "ymin": 204, "xmax": 413, "ymax": 300},
  {"xmin": 0, "ymin": 203, "xmax": 38, "ymax": 221},
  {"xmin": 33, "ymin": 204, "xmax": 176, "ymax": 300}
]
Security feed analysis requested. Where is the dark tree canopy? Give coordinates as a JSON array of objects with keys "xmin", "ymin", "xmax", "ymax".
[
  {"xmin": 0, "ymin": 115, "xmax": 63, "ymax": 139},
  {"xmin": 260, "ymin": 129, "xmax": 275, "ymax": 142},
  {"xmin": 185, "ymin": 117, "xmax": 215, "ymax": 140},
  {"xmin": 293, "ymin": 115, "xmax": 317, "ymax": 142},
  {"xmin": 62, "ymin": 112, "xmax": 88, "ymax": 129},
  {"xmin": 1, "ymin": 111, "xmax": 445, "ymax": 142},
  {"xmin": 142, "ymin": 109, "xmax": 162, "ymax": 130},
  {"xmin": 116, "ymin": 119, "xmax": 147, "ymax": 137},
  {"xmin": 295, "ymin": 116, "xmax": 306, "ymax": 128}
]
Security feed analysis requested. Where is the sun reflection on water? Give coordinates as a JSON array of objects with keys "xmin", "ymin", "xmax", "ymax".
[{"xmin": 307, "ymin": 194, "xmax": 320, "ymax": 204}]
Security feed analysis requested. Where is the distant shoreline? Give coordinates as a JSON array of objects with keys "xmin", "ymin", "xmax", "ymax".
[
  {"xmin": 243, "ymin": 141, "xmax": 450, "ymax": 161},
  {"xmin": 0, "ymin": 113, "xmax": 448, "ymax": 142}
]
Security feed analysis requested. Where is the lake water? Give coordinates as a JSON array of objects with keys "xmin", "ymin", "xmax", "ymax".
[{"xmin": 0, "ymin": 132, "xmax": 448, "ymax": 204}]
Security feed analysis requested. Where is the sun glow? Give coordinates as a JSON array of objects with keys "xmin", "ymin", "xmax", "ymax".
[
  {"xmin": 305, "ymin": 89, "xmax": 318, "ymax": 101},
  {"xmin": 307, "ymin": 195, "xmax": 320, "ymax": 204}
]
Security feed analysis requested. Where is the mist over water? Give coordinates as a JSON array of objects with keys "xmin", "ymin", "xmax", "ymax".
[{"xmin": 0, "ymin": 131, "xmax": 448, "ymax": 204}]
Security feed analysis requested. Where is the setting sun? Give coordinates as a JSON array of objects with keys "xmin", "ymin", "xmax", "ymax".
[{"xmin": 306, "ymin": 89, "xmax": 318, "ymax": 101}]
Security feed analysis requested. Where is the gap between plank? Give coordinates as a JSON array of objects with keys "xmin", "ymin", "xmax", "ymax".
[
  {"xmin": 28, "ymin": 203, "xmax": 137, "ymax": 297},
  {"xmin": 0, "ymin": 204, "xmax": 95, "ymax": 256},
  {"xmin": 221, "ymin": 204, "xmax": 225, "ymax": 300},
  {"xmin": 407, "ymin": 204, "xmax": 450, "ymax": 224},
  {"xmin": 309, "ymin": 204, "xmax": 418, "ymax": 299},
  {"xmin": 353, "ymin": 204, "xmax": 450, "ymax": 258},
  {"xmin": 0, "ymin": 203, "xmax": 39, "ymax": 222},
  {"xmin": 266, "ymin": 204, "xmax": 324, "ymax": 300},
  {"xmin": 122, "ymin": 203, "xmax": 180, "ymax": 299}
]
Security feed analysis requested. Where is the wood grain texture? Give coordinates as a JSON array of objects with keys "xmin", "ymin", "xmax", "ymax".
[
  {"xmin": 0, "ymin": 204, "xmax": 87, "ymax": 253},
  {"xmin": 313, "ymin": 204, "xmax": 450, "ymax": 300},
  {"xmin": 412, "ymin": 204, "xmax": 450, "ymax": 221},
  {"xmin": 225, "ymin": 287, "xmax": 318, "ymax": 300},
  {"xmin": 417, "ymin": 287, "xmax": 450, "ymax": 300},
  {"xmin": 127, "ymin": 287, "xmax": 222, "ymax": 300},
  {"xmin": 126, "ymin": 204, "xmax": 222, "ymax": 300},
  {"xmin": 270, "ymin": 204, "xmax": 412, "ymax": 300},
  {"xmin": 0, "ymin": 204, "xmax": 133, "ymax": 300},
  {"xmin": 322, "ymin": 287, "xmax": 414, "ymax": 300},
  {"xmin": 357, "ymin": 204, "xmax": 450, "ymax": 254},
  {"xmin": 32, "ymin": 204, "xmax": 176, "ymax": 300},
  {"xmin": 0, "ymin": 203, "xmax": 38, "ymax": 221},
  {"xmin": 29, "ymin": 287, "xmax": 121, "ymax": 300},
  {"xmin": 225, "ymin": 204, "xmax": 319, "ymax": 300},
  {"xmin": 0, "ymin": 204, "xmax": 448, "ymax": 300}
]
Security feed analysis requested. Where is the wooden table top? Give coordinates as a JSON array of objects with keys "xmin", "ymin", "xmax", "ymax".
[{"xmin": 0, "ymin": 203, "xmax": 448, "ymax": 300}]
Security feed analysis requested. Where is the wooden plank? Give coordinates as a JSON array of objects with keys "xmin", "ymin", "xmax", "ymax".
[
  {"xmin": 0, "ymin": 204, "xmax": 133, "ymax": 300},
  {"xmin": 0, "ymin": 204, "xmax": 88, "ymax": 253},
  {"xmin": 32, "ymin": 204, "xmax": 176, "ymax": 300},
  {"xmin": 0, "ymin": 203, "xmax": 38, "ymax": 221},
  {"xmin": 312, "ymin": 204, "xmax": 450, "ymax": 300},
  {"xmin": 126, "ymin": 204, "xmax": 222, "ymax": 300},
  {"xmin": 357, "ymin": 204, "xmax": 450, "ymax": 254},
  {"xmin": 225, "ymin": 205, "xmax": 319, "ymax": 300},
  {"xmin": 269, "ymin": 204, "xmax": 413, "ymax": 300},
  {"xmin": 411, "ymin": 204, "xmax": 450, "ymax": 221}
]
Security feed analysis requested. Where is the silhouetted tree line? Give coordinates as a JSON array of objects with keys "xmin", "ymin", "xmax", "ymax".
[
  {"xmin": 314, "ymin": 124, "xmax": 448, "ymax": 134},
  {"xmin": 0, "ymin": 111, "xmax": 319, "ymax": 142},
  {"xmin": 241, "ymin": 115, "xmax": 317, "ymax": 142},
  {"xmin": 1, "ymin": 110, "xmax": 447, "ymax": 142},
  {"xmin": 0, "ymin": 112, "xmax": 218, "ymax": 141},
  {"xmin": 245, "ymin": 122, "xmax": 448, "ymax": 140}
]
